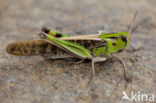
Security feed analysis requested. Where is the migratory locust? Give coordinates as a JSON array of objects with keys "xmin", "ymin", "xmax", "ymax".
[{"xmin": 6, "ymin": 13, "xmax": 139, "ymax": 82}]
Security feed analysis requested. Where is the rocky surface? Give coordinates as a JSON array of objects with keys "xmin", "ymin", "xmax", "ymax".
[{"xmin": 0, "ymin": 0, "xmax": 156, "ymax": 103}]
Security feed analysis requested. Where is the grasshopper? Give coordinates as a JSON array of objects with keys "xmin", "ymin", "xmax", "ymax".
[{"xmin": 6, "ymin": 13, "xmax": 138, "ymax": 82}]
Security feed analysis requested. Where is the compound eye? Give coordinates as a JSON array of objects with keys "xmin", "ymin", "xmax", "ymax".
[{"xmin": 121, "ymin": 35, "xmax": 127, "ymax": 42}]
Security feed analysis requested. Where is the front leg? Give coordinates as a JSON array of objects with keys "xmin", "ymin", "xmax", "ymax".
[{"xmin": 112, "ymin": 55, "xmax": 132, "ymax": 82}]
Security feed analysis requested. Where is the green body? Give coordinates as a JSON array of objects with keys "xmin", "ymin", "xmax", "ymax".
[{"xmin": 43, "ymin": 31, "xmax": 130, "ymax": 58}]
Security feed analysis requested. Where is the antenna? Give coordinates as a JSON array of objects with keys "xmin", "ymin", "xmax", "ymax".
[{"xmin": 128, "ymin": 12, "xmax": 138, "ymax": 35}]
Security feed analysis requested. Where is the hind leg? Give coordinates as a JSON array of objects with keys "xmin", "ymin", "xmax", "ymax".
[{"xmin": 113, "ymin": 56, "xmax": 132, "ymax": 82}]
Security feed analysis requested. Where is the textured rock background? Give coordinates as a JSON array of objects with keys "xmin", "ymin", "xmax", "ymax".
[{"xmin": 0, "ymin": 0, "xmax": 156, "ymax": 103}]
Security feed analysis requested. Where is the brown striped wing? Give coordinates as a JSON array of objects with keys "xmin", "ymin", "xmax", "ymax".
[{"xmin": 6, "ymin": 39, "xmax": 69, "ymax": 57}]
